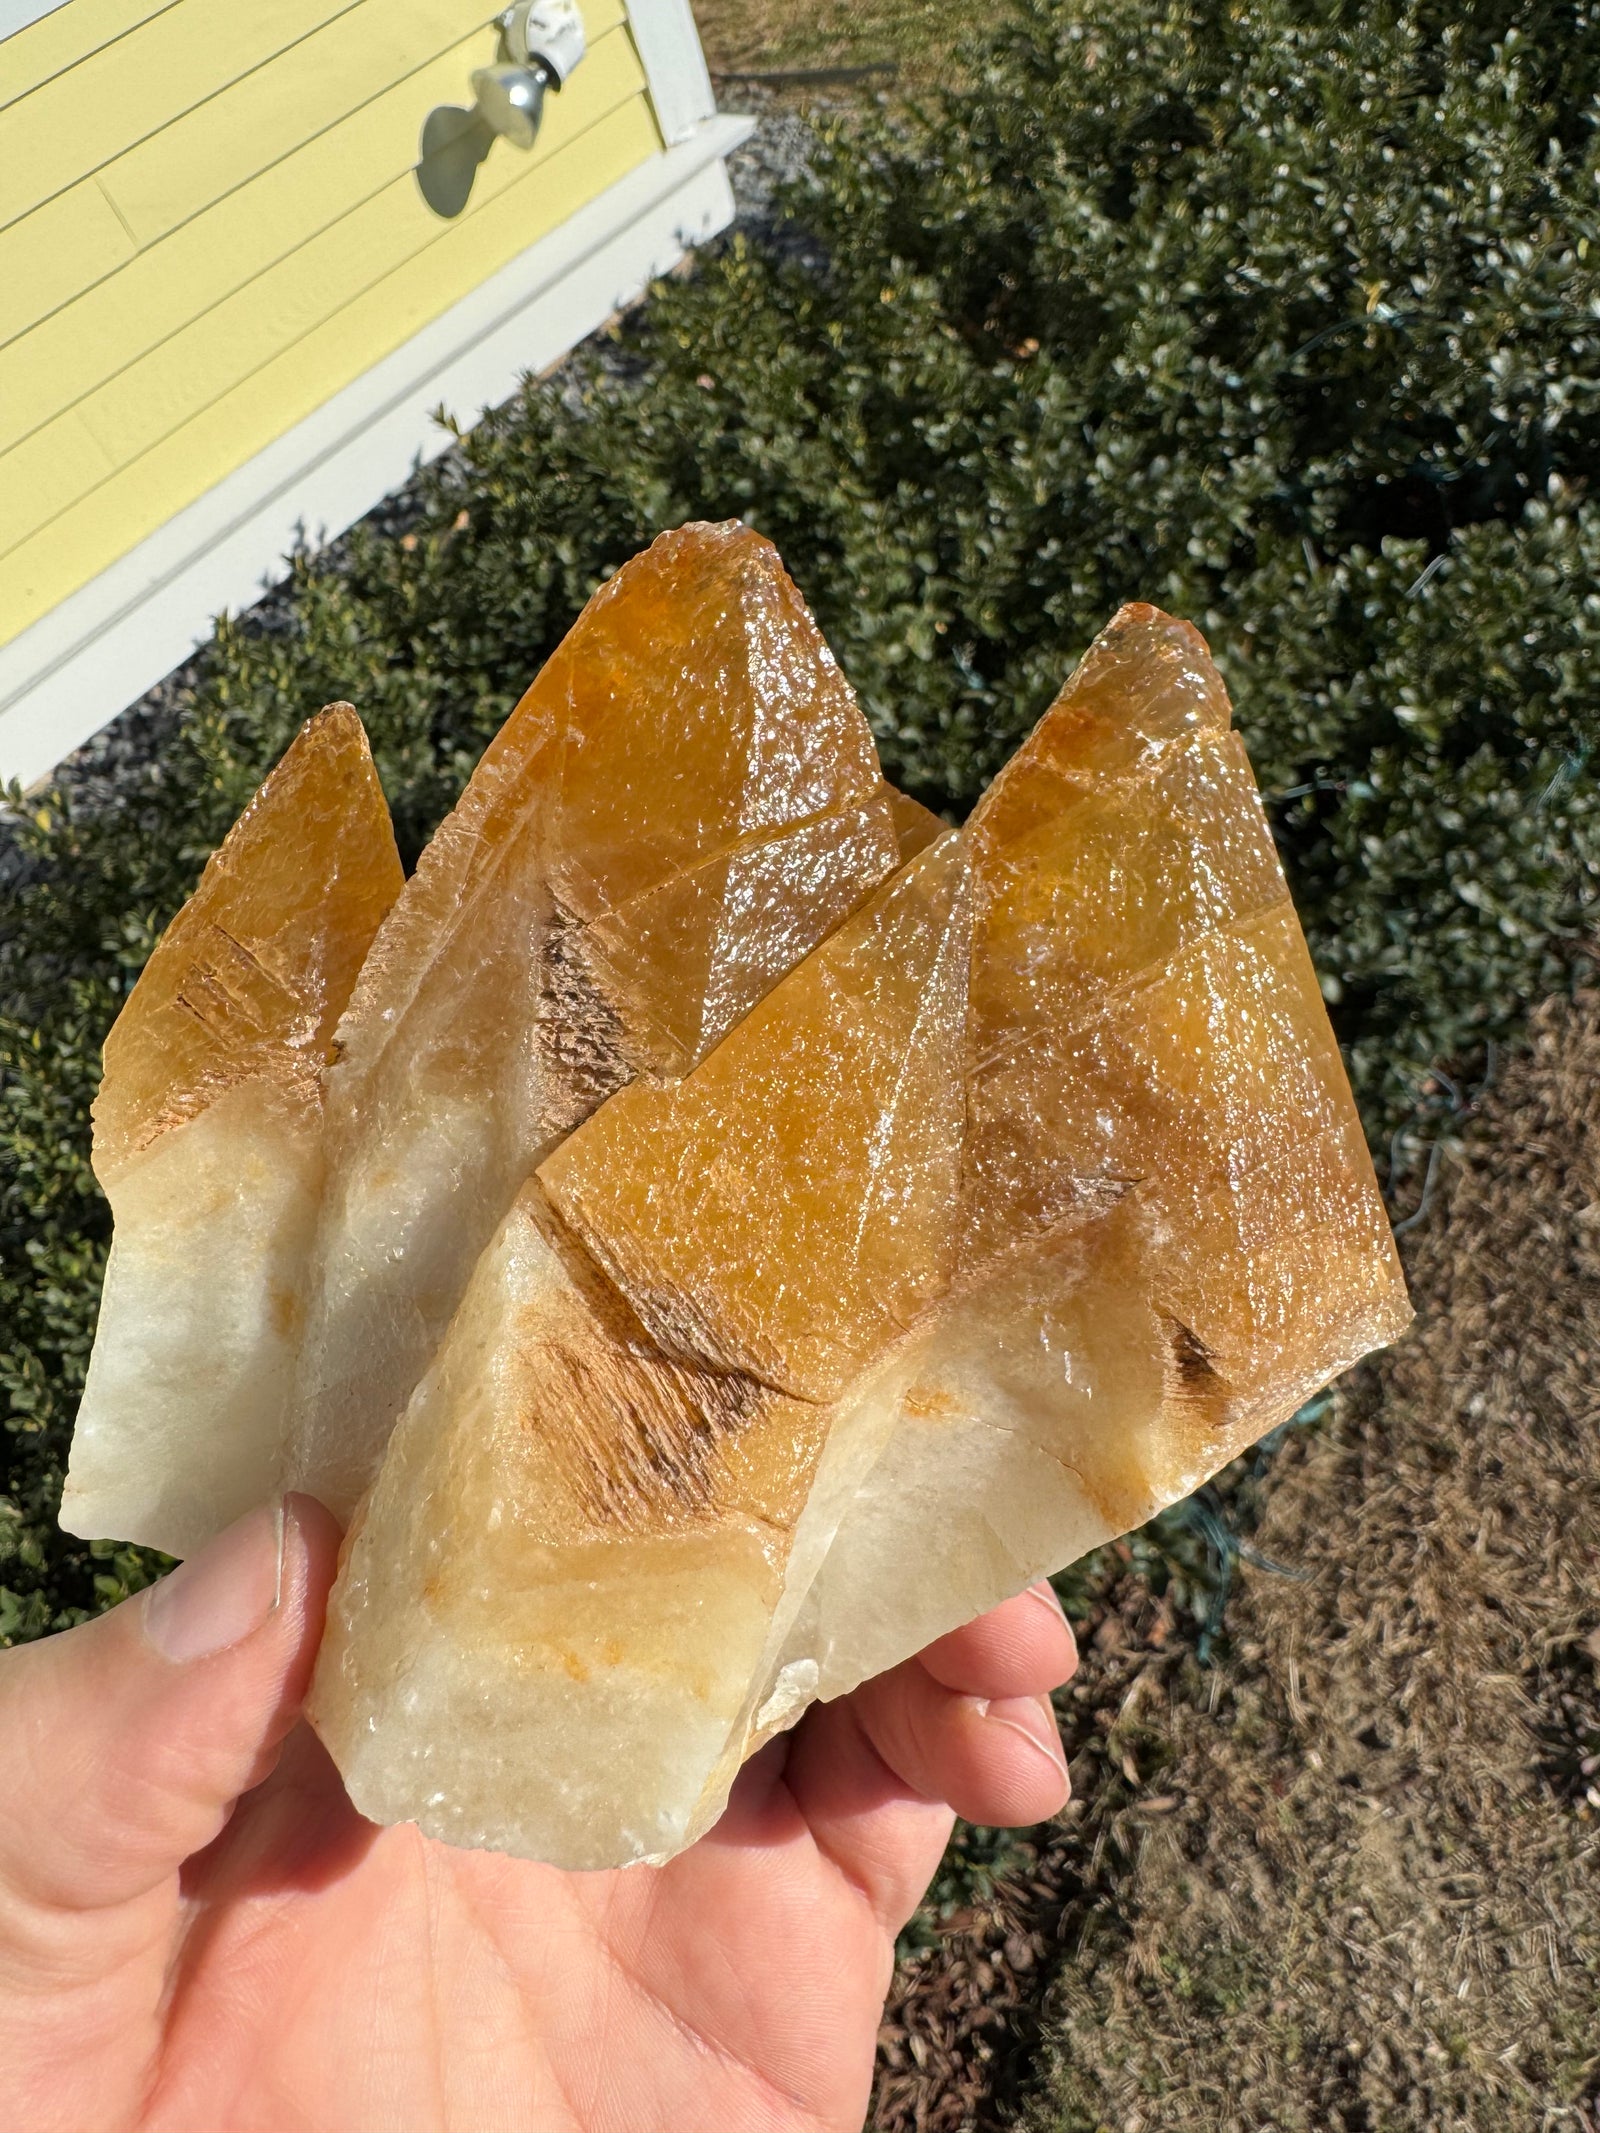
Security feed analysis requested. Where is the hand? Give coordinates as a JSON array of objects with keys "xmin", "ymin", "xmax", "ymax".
[{"xmin": 0, "ymin": 1497, "xmax": 1077, "ymax": 2133}]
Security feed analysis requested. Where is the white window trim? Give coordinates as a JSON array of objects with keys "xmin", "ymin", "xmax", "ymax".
[{"xmin": 623, "ymin": 0, "xmax": 716, "ymax": 145}]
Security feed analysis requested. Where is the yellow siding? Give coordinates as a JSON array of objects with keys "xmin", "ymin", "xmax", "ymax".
[
  {"xmin": 11, "ymin": 0, "xmax": 615, "ymax": 294},
  {"xmin": 0, "ymin": 0, "xmax": 171, "ymax": 110},
  {"xmin": 3, "ymin": 94, "xmax": 663, "ymax": 636},
  {"xmin": 2, "ymin": 0, "xmax": 373, "ymax": 229},
  {"xmin": 0, "ymin": 0, "xmax": 669, "ymax": 649},
  {"xmin": 0, "ymin": 14, "xmax": 639, "ymax": 454},
  {"xmin": 0, "ymin": 184, "xmax": 139, "ymax": 343},
  {"xmin": 109, "ymin": 1, "xmax": 623, "ymax": 244},
  {"xmin": 0, "ymin": 1, "xmax": 547, "ymax": 339}
]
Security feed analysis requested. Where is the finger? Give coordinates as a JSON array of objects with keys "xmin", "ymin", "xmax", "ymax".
[
  {"xmin": 782, "ymin": 1689, "xmax": 958, "ymax": 1938},
  {"xmin": 853, "ymin": 1661, "xmax": 1070, "ymax": 1828},
  {"xmin": 782, "ymin": 1660, "xmax": 1073, "ymax": 1939},
  {"xmin": 0, "ymin": 1494, "xmax": 340, "ymax": 1950},
  {"xmin": 915, "ymin": 1580, "xmax": 1078, "ymax": 1700}
]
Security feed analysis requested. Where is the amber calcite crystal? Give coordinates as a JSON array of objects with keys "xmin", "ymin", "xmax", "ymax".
[
  {"xmin": 307, "ymin": 602, "xmax": 1409, "ymax": 1867},
  {"xmin": 760, "ymin": 606, "xmax": 1411, "ymax": 1711},
  {"xmin": 63, "ymin": 523, "xmax": 900, "ymax": 1560},
  {"xmin": 308, "ymin": 842, "xmax": 967, "ymax": 1865},
  {"xmin": 287, "ymin": 521, "xmax": 900, "ymax": 1520},
  {"xmin": 545, "ymin": 831, "xmax": 972, "ymax": 1403},
  {"xmin": 60, "ymin": 707, "xmax": 402, "ymax": 1558}
]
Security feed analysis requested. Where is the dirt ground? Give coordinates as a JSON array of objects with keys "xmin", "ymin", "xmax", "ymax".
[{"xmin": 873, "ymin": 987, "xmax": 1600, "ymax": 2131}]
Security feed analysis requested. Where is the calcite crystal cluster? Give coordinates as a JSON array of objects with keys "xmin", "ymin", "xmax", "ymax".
[
  {"xmin": 64, "ymin": 524, "xmax": 901, "ymax": 1556},
  {"xmin": 63, "ymin": 523, "xmax": 1410, "ymax": 1869}
]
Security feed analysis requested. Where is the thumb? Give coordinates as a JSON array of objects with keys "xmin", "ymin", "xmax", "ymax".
[{"xmin": 0, "ymin": 1494, "xmax": 341, "ymax": 1927}]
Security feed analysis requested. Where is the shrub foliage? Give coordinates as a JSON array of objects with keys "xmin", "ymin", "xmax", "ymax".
[{"xmin": 4, "ymin": 0, "xmax": 1598, "ymax": 1630}]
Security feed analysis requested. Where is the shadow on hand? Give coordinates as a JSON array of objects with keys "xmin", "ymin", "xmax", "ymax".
[{"xmin": 179, "ymin": 1722, "xmax": 382, "ymax": 1909}]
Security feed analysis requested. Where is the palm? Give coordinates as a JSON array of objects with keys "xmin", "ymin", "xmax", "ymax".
[
  {"xmin": 1, "ymin": 1504, "xmax": 1073, "ymax": 2133},
  {"xmin": 147, "ymin": 1722, "xmax": 926, "ymax": 2133}
]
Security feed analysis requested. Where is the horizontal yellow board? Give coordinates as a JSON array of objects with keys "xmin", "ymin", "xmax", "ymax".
[
  {"xmin": 0, "ymin": 93, "xmax": 662, "ymax": 634},
  {"xmin": 105, "ymin": 0, "xmax": 624, "ymax": 247},
  {"xmin": 76, "ymin": 75, "xmax": 641, "ymax": 472},
  {"xmin": 0, "ymin": 181, "xmax": 137, "ymax": 344},
  {"xmin": 2, "ymin": 0, "xmax": 373, "ymax": 232},
  {"xmin": 0, "ymin": 38, "xmax": 648, "ymax": 519},
  {"xmin": 0, "ymin": 0, "xmax": 173, "ymax": 112},
  {"xmin": 0, "ymin": 17, "xmax": 642, "ymax": 450},
  {"xmin": 0, "ymin": 414, "xmax": 119, "ymax": 575},
  {"xmin": 0, "ymin": 0, "xmax": 497, "ymax": 340},
  {"xmin": 0, "ymin": 0, "xmax": 624, "ymax": 335}
]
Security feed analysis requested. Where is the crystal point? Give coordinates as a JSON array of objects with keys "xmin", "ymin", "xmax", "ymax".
[
  {"xmin": 288, "ymin": 521, "xmax": 900, "ymax": 1520},
  {"xmin": 61, "ymin": 706, "xmax": 403, "ymax": 1556}
]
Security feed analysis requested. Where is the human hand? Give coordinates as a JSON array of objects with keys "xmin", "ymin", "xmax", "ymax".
[{"xmin": 1, "ymin": 1497, "xmax": 1076, "ymax": 2133}]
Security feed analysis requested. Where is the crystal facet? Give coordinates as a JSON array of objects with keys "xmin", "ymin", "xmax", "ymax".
[
  {"xmin": 287, "ymin": 521, "xmax": 900, "ymax": 1520},
  {"xmin": 305, "ymin": 600, "xmax": 1409, "ymax": 1866},
  {"xmin": 60, "ymin": 705, "xmax": 403, "ymax": 1557}
]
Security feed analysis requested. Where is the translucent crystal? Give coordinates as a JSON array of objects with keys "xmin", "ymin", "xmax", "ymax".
[
  {"xmin": 540, "ymin": 833, "xmax": 971, "ymax": 1401},
  {"xmin": 63, "ymin": 525, "xmax": 901, "ymax": 1557},
  {"xmin": 765, "ymin": 610, "xmax": 1410, "ymax": 1710},
  {"xmin": 307, "ymin": 1177, "xmax": 828, "ymax": 1866},
  {"xmin": 286, "ymin": 520, "xmax": 900, "ymax": 1520},
  {"xmin": 308, "ymin": 844, "xmax": 969, "ymax": 1864},
  {"xmin": 60, "ymin": 706, "xmax": 403, "ymax": 1557},
  {"xmin": 308, "ymin": 602, "xmax": 1410, "ymax": 1867}
]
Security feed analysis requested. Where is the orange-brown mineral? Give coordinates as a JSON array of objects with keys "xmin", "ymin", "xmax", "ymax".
[
  {"xmin": 62, "ymin": 707, "xmax": 402, "ymax": 1556},
  {"xmin": 309, "ymin": 601, "xmax": 1410, "ymax": 1870},
  {"xmin": 758, "ymin": 607, "xmax": 1412, "ymax": 1707},
  {"xmin": 288, "ymin": 521, "xmax": 902, "ymax": 1519},
  {"xmin": 90, "ymin": 704, "xmax": 402, "ymax": 1180}
]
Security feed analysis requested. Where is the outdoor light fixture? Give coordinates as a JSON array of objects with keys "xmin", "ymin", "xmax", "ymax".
[{"xmin": 470, "ymin": 0, "xmax": 587, "ymax": 151}]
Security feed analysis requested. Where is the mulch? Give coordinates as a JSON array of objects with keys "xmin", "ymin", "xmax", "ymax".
[
  {"xmin": 871, "ymin": 985, "xmax": 1600, "ymax": 2133},
  {"xmin": 872, "ymin": 1568, "xmax": 1196, "ymax": 2133}
]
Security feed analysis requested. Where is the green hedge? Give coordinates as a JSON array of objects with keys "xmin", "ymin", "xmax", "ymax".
[{"xmin": 4, "ymin": 0, "xmax": 1598, "ymax": 1632}]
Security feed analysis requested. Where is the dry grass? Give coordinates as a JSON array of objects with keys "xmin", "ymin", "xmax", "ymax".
[
  {"xmin": 871, "ymin": 990, "xmax": 1600, "ymax": 2131},
  {"xmin": 1024, "ymin": 990, "xmax": 1600, "ymax": 2130},
  {"xmin": 692, "ymin": 0, "xmax": 983, "ymax": 85},
  {"xmin": 873, "ymin": 1561, "xmax": 1208, "ymax": 2132}
]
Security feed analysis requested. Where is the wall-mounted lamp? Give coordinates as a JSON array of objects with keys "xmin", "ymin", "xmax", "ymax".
[
  {"xmin": 418, "ymin": 1, "xmax": 588, "ymax": 217},
  {"xmin": 471, "ymin": 1, "xmax": 587, "ymax": 151}
]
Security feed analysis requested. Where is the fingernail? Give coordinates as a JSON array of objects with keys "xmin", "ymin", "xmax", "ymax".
[
  {"xmin": 978, "ymin": 1694, "xmax": 1071, "ymax": 1792},
  {"xmin": 1024, "ymin": 1578, "xmax": 1068, "ymax": 1622},
  {"xmin": 143, "ymin": 1500, "xmax": 288, "ymax": 1665}
]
